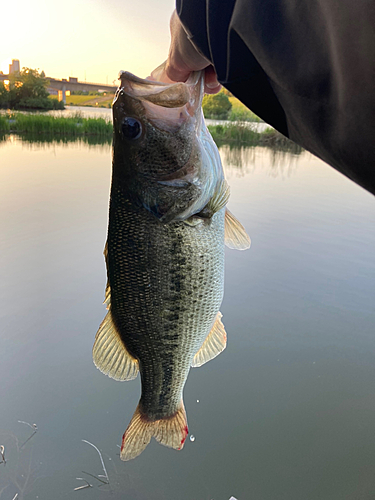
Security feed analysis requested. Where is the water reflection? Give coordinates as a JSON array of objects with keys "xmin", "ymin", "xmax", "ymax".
[
  {"xmin": 0, "ymin": 132, "xmax": 302, "ymax": 171},
  {"xmin": 0, "ymin": 132, "xmax": 304, "ymax": 179},
  {"xmin": 0, "ymin": 424, "xmax": 40, "ymax": 500},
  {"xmin": 219, "ymin": 143, "xmax": 304, "ymax": 178},
  {"xmin": 0, "ymin": 133, "xmax": 111, "ymax": 147}
]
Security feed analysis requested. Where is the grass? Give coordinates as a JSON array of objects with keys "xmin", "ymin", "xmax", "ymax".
[
  {"xmin": 66, "ymin": 94, "xmax": 114, "ymax": 108},
  {"xmin": 208, "ymin": 123, "xmax": 302, "ymax": 153},
  {"xmin": 208, "ymin": 123, "xmax": 260, "ymax": 144},
  {"xmin": 0, "ymin": 114, "xmax": 10, "ymax": 133},
  {"xmin": 66, "ymin": 95, "xmax": 97, "ymax": 105},
  {"xmin": 0, "ymin": 111, "xmax": 112, "ymax": 137},
  {"xmin": 228, "ymin": 97, "xmax": 261, "ymax": 122}
]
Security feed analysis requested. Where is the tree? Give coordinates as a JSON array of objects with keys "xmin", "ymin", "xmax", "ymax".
[
  {"xmin": 0, "ymin": 82, "xmax": 8, "ymax": 108},
  {"xmin": 202, "ymin": 91, "xmax": 232, "ymax": 119},
  {"xmin": 5, "ymin": 68, "xmax": 64, "ymax": 110}
]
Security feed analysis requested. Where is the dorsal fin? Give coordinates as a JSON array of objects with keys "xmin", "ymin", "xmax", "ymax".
[
  {"xmin": 192, "ymin": 312, "xmax": 227, "ymax": 367},
  {"xmin": 93, "ymin": 309, "xmax": 139, "ymax": 381},
  {"xmin": 224, "ymin": 209, "xmax": 251, "ymax": 250}
]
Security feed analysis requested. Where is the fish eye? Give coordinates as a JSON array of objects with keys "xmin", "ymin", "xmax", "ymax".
[{"xmin": 121, "ymin": 117, "xmax": 142, "ymax": 140}]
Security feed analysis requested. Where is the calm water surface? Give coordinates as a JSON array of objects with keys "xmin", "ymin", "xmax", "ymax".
[{"xmin": 0, "ymin": 136, "xmax": 374, "ymax": 499}]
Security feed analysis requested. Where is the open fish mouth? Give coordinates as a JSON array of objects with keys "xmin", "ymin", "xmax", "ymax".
[{"xmin": 115, "ymin": 66, "xmax": 204, "ymax": 132}]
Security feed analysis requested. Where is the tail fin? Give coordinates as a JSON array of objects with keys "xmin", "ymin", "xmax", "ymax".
[{"xmin": 120, "ymin": 401, "xmax": 188, "ymax": 461}]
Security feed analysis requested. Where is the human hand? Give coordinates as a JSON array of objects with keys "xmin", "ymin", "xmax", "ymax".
[{"xmin": 151, "ymin": 10, "xmax": 221, "ymax": 94}]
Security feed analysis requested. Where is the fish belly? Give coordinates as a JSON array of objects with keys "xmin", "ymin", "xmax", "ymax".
[{"xmin": 107, "ymin": 186, "xmax": 225, "ymax": 420}]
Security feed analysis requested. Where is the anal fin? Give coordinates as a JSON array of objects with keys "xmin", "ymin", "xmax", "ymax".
[
  {"xmin": 103, "ymin": 241, "xmax": 111, "ymax": 308},
  {"xmin": 192, "ymin": 312, "xmax": 227, "ymax": 368},
  {"xmin": 225, "ymin": 208, "xmax": 251, "ymax": 250},
  {"xmin": 93, "ymin": 310, "xmax": 139, "ymax": 381}
]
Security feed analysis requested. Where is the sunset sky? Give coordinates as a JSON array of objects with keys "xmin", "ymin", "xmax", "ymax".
[{"xmin": 1, "ymin": 0, "xmax": 175, "ymax": 84}]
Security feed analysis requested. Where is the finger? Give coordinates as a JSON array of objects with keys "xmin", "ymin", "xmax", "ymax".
[
  {"xmin": 205, "ymin": 83, "xmax": 222, "ymax": 94},
  {"xmin": 204, "ymin": 65, "xmax": 222, "ymax": 94},
  {"xmin": 165, "ymin": 60, "xmax": 190, "ymax": 83}
]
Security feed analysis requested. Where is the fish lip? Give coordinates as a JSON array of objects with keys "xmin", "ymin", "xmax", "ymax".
[
  {"xmin": 116, "ymin": 69, "xmax": 203, "ymax": 116},
  {"xmin": 118, "ymin": 70, "xmax": 169, "ymax": 87},
  {"xmin": 118, "ymin": 69, "xmax": 201, "ymax": 88}
]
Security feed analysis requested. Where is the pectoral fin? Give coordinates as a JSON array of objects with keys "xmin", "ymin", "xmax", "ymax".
[
  {"xmin": 205, "ymin": 180, "xmax": 231, "ymax": 215},
  {"xmin": 225, "ymin": 209, "xmax": 251, "ymax": 250},
  {"xmin": 192, "ymin": 312, "xmax": 227, "ymax": 367},
  {"xmin": 93, "ymin": 309, "xmax": 139, "ymax": 381}
]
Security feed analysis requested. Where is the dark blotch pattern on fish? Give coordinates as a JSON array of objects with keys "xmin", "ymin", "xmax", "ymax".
[{"xmin": 107, "ymin": 185, "xmax": 224, "ymax": 421}]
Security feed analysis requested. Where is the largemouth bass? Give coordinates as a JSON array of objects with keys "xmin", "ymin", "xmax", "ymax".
[{"xmin": 93, "ymin": 67, "xmax": 250, "ymax": 461}]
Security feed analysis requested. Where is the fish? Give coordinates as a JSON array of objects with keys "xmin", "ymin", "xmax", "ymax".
[{"xmin": 92, "ymin": 65, "xmax": 250, "ymax": 461}]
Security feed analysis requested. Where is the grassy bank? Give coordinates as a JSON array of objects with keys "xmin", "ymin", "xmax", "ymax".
[
  {"xmin": 0, "ymin": 112, "xmax": 299, "ymax": 152},
  {"xmin": 65, "ymin": 94, "xmax": 114, "ymax": 108},
  {"xmin": 0, "ymin": 112, "xmax": 112, "ymax": 137},
  {"xmin": 227, "ymin": 97, "xmax": 261, "ymax": 122},
  {"xmin": 207, "ymin": 123, "xmax": 299, "ymax": 149}
]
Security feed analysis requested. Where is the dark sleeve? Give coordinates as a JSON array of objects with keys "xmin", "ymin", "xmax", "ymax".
[{"xmin": 177, "ymin": 0, "xmax": 375, "ymax": 195}]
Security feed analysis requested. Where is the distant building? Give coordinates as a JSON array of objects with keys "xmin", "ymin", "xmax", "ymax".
[
  {"xmin": 9, "ymin": 59, "xmax": 20, "ymax": 74},
  {"xmin": 69, "ymin": 77, "xmax": 78, "ymax": 83}
]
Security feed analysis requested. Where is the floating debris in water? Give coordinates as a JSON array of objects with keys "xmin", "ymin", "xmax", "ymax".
[
  {"xmin": 197, "ymin": 399, "xmax": 200, "ymax": 403},
  {"xmin": 229, "ymin": 497, "xmax": 238, "ymax": 500},
  {"xmin": 79, "ymin": 440, "xmax": 110, "ymax": 488},
  {"xmin": 74, "ymin": 478, "xmax": 93, "ymax": 491},
  {"xmin": 18, "ymin": 420, "xmax": 38, "ymax": 431},
  {"xmin": 190, "ymin": 435, "xmax": 195, "ymax": 442},
  {"xmin": 0, "ymin": 445, "xmax": 5, "ymax": 465},
  {"xmin": 18, "ymin": 420, "xmax": 38, "ymax": 449}
]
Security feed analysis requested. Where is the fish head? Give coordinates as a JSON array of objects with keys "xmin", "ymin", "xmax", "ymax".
[{"xmin": 112, "ymin": 69, "xmax": 224, "ymax": 222}]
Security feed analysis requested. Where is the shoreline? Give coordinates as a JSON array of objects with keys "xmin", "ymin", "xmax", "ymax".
[{"xmin": 0, "ymin": 111, "xmax": 300, "ymax": 151}]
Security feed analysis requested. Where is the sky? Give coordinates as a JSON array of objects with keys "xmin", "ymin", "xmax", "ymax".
[{"xmin": 1, "ymin": 0, "xmax": 175, "ymax": 84}]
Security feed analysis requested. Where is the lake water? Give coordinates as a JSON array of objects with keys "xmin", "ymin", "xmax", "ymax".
[{"xmin": 0, "ymin": 135, "xmax": 374, "ymax": 499}]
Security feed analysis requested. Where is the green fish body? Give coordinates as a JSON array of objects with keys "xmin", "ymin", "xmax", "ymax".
[{"xmin": 93, "ymin": 68, "xmax": 250, "ymax": 460}]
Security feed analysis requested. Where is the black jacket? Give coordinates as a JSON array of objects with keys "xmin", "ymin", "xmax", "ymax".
[{"xmin": 177, "ymin": 0, "xmax": 375, "ymax": 195}]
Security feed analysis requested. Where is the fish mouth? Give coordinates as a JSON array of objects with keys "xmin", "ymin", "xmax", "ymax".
[{"xmin": 115, "ymin": 66, "xmax": 204, "ymax": 132}]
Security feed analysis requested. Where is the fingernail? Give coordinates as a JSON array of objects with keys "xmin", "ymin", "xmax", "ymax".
[{"xmin": 206, "ymin": 80, "xmax": 220, "ymax": 89}]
